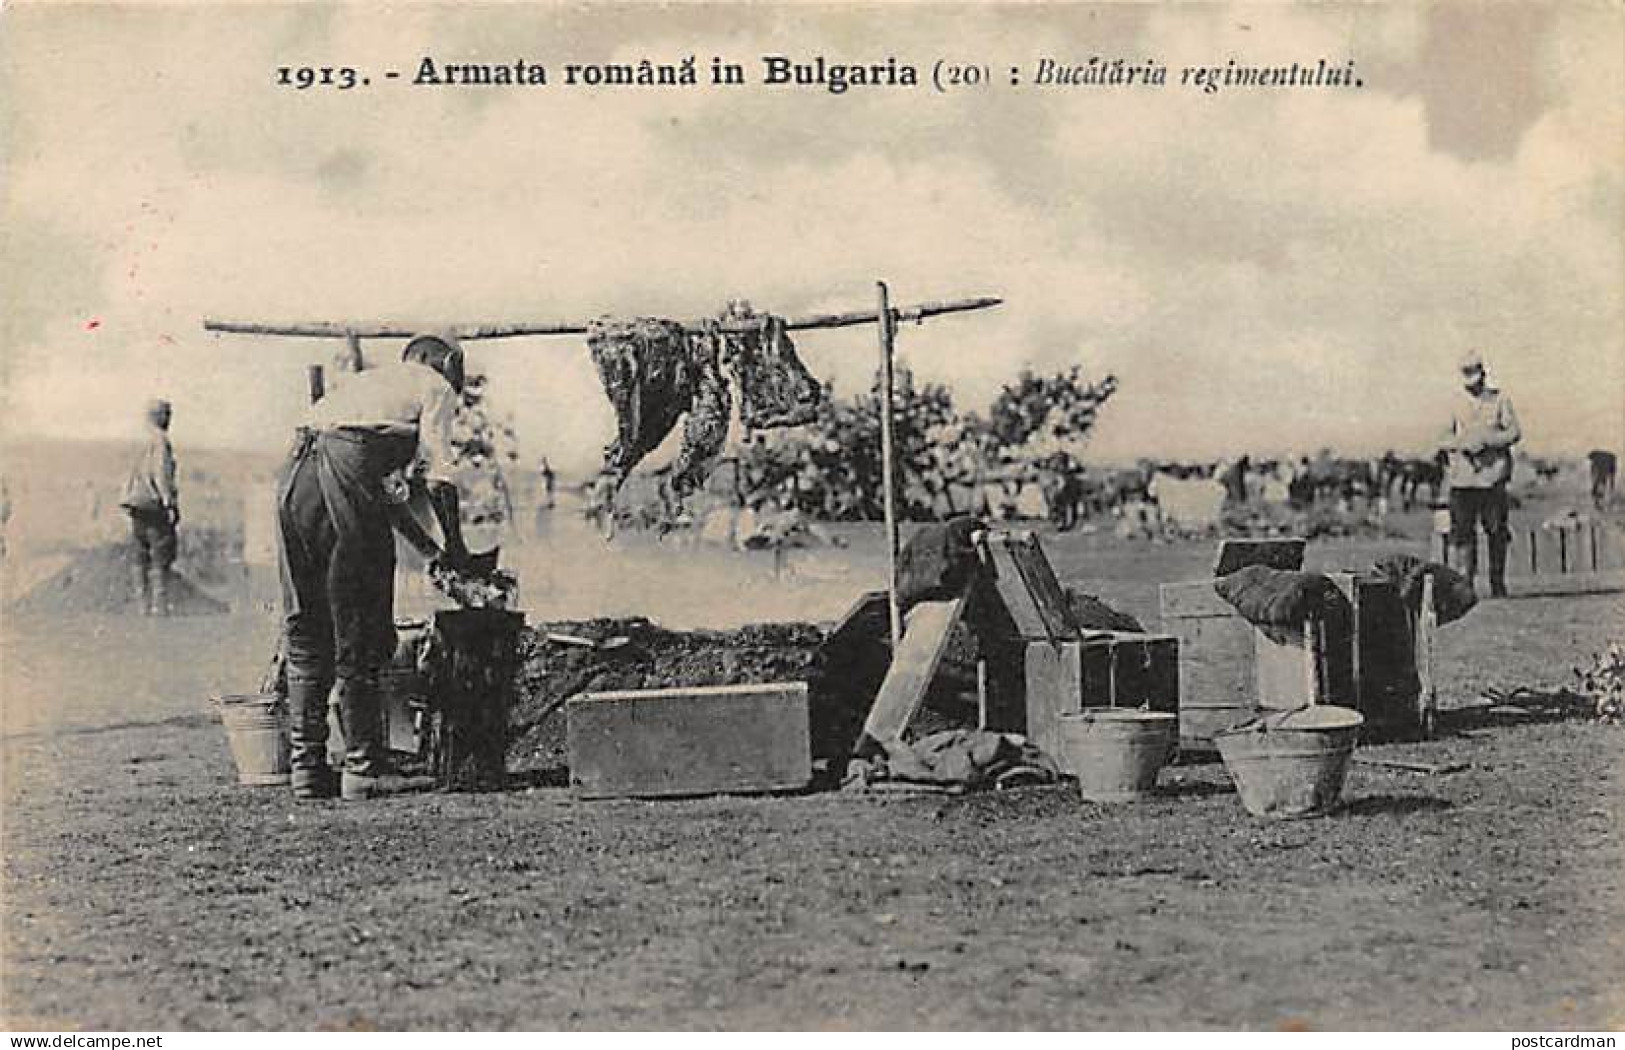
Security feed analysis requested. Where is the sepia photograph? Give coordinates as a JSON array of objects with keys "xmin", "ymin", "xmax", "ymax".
[{"xmin": 1, "ymin": 0, "xmax": 1621, "ymax": 1035}]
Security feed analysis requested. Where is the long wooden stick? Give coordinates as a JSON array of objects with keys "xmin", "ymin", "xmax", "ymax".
[
  {"xmin": 201, "ymin": 295, "xmax": 1002, "ymax": 343},
  {"xmin": 878, "ymin": 280, "xmax": 902, "ymax": 650}
]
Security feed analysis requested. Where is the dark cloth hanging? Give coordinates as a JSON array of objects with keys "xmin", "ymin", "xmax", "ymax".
[
  {"xmin": 1214, "ymin": 563, "xmax": 1352, "ymax": 628},
  {"xmin": 1368, "ymin": 554, "xmax": 1478, "ymax": 625}
]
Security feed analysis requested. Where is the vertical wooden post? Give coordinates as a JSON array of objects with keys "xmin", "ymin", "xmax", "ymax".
[
  {"xmin": 307, "ymin": 364, "xmax": 325, "ymax": 405},
  {"xmin": 1303, "ymin": 617, "xmax": 1321, "ymax": 706},
  {"xmin": 877, "ymin": 281, "xmax": 902, "ymax": 649},
  {"xmin": 345, "ymin": 330, "xmax": 364, "ymax": 372}
]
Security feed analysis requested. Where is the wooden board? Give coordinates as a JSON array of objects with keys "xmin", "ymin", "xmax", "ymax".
[
  {"xmin": 568, "ymin": 682, "xmax": 811, "ymax": 799},
  {"xmin": 859, "ymin": 595, "xmax": 968, "ymax": 749},
  {"xmin": 981, "ymin": 530, "xmax": 1078, "ymax": 642}
]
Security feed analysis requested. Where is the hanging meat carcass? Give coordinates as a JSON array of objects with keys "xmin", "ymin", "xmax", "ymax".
[
  {"xmin": 667, "ymin": 323, "xmax": 731, "ymax": 499},
  {"xmin": 587, "ymin": 316, "xmax": 698, "ymax": 489},
  {"xmin": 587, "ymin": 304, "xmax": 823, "ymax": 507},
  {"xmin": 716, "ymin": 304, "xmax": 823, "ymax": 430}
]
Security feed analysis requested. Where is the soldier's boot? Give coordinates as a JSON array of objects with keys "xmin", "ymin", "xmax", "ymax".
[
  {"xmin": 286, "ymin": 673, "xmax": 337, "ymax": 800},
  {"xmin": 337, "ymin": 675, "xmax": 435, "ymax": 801},
  {"xmin": 1487, "ymin": 535, "xmax": 1510, "ymax": 598},
  {"xmin": 1452, "ymin": 542, "xmax": 1479, "ymax": 594},
  {"xmin": 133, "ymin": 560, "xmax": 153, "ymax": 616}
]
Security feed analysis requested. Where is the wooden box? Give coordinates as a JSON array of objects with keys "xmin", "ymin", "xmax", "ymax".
[
  {"xmin": 567, "ymin": 682, "xmax": 811, "ymax": 799},
  {"xmin": 1023, "ymin": 633, "xmax": 1179, "ymax": 772}
]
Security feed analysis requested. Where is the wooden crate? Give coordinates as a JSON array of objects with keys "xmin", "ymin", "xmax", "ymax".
[
  {"xmin": 1249, "ymin": 572, "xmax": 1424, "ymax": 739},
  {"xmin": 1022, "ymin": 632, "xmax": 1178, "ymax": 772},
  {"xmin": 567, "ymin": 682, "xmax": 811, "ymax": 799},
  {"xmin": 1158, "ymin": 582, "xmax": 1257, "ymax": 749},
  {"xmin": 1162, "ymin": 571, "xmax": 1428, "ymax": 746}
]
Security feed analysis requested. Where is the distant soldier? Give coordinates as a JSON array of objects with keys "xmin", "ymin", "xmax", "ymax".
[
  {"xmin": 1442, "ymin": 351, "xmax": 1521, "ymax": 597},
  {"xmin": 119, "ymin": 399, "xmax": 180, "ymax": 615},
  {"xmin": 538, "ymin": 456, "xmax": 556, "ymax": 509}
]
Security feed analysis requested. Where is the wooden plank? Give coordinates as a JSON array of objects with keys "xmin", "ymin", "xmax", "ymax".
[
  {"xmin": 1353, "ymin": 754, "xmax": 1467, "ymax": 776},
  {"xmin": 859, "ymin": 594, "xmax": 968, "ymax": 748},
  {"xmin": 567, "ymin": 682, "xmax": 811, "ymax": 799},
  {"xmin": 1023, "ymin": 640, "xmax": 1082, "ymax": 771},
  {"xmin": 1213, "ymin": 537, "xmax": 1306, "ymax": 576}
]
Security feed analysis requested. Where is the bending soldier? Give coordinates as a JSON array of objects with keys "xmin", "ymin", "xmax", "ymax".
[{"xmin": 276, "ymin": 335, "xmax": 471, "ymax": 801}]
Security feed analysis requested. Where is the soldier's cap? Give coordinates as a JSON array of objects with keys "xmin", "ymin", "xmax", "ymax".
[
  {"xmin": 403, "ymin": 332, "xmax": 466, "ymax": 390},
  {"xmin": 1458, "ymin": 350, "xmax": 1486, "ymax": 375},
  {"xmin": 145, "ymin": 398, "xmax": 172, "ymax": 416}
]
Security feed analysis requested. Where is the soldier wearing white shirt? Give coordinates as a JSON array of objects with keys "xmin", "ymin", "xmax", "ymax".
[
  {"xmin": 1442, "ymin": 350, "xmax": 1521, "ymax": 597},
  {"xmin": 275, "ymin": 335, "xmax": 472, "ymax": 800}
]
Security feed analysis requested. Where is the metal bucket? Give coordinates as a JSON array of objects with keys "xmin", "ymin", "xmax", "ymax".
[
  {"xmin": 1215, "ymin": 705, "xmax": 1363, "ymax": 819},
  {"xmin": 1059, "ymin": 709, "xmax": 1178, "ymax": 802},
  {"xmin": 215, "ymin": 693, "xmax": 291, "ymax": 786}
]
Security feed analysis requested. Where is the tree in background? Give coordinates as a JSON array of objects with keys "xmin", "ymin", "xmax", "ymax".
[
  {"xmin": 988, "ymin": 367, "xmax": 1119, "ymax": 452},
  {"xmin": 734, "ymin": 364, "xmax": 1117, "ymax": 523}
]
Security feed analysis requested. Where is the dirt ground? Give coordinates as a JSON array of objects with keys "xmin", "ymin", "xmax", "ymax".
[{"xmin": 4, "ymin": 499, "xmax": 1624, "ymax": 1030}]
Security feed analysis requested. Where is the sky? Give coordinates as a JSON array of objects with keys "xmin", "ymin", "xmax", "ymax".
[{"xmin": 2, "ymin": 2, "xmax": 1621, "ymax": 473}]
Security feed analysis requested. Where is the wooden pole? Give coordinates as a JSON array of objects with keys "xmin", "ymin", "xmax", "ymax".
[
  {"xmin": 344, "ymin": 330, "xmax": 364, "ymax": 372},
  {"xmin": 306, "ymin": 364, "xmax": 325, "ymax": 405},
  {"xmin": 878, "ymin": 281, "xmax": 901, "ymax": 650}
]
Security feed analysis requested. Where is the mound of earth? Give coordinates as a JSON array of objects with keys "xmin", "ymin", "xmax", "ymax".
[
  {"xmin": 509, "ymin": 619, "xmax": 837, "ymax": 775},
  {"xmin": 505, "ymin": 591, "xmax": 1081, "ymax": 777},
  {"xmin": 10, "ymin": 542, "xmax": 230, "ymax": 617}
]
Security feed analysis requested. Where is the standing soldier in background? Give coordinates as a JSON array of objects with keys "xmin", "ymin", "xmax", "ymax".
[
  {"xmin": 1443, "ymin": 350, "xmax": 1521, "ymax": 598},
  {"xmin": 120, "ymin": 398, "xmax": 180, "ymax": 616},
  {"xmin": 538, "ymin": 456, "xmax": 556, "ymax": 509}
]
